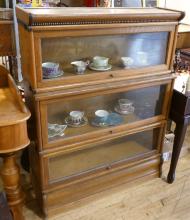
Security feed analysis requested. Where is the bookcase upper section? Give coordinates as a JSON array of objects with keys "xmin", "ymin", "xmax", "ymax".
[
  {"xmin": 16, "ymin": 7, "xmax": 184, "ymax": 27},
  {"xmin": 16, "ymin": 7, "xmax": 184, "ymax": 93}
]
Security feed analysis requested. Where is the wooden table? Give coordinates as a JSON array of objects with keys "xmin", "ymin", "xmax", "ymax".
[
  {"xmin": 167, "ymin": 89, "xmax": 190, "ymax": 183},
  {"xmin": 0, "ymin": 65, "xmax": 30, "ymax": 219}
]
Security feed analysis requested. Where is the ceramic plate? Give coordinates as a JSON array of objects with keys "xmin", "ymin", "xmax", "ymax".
[
  {"xmin": 91, "ymin": 113, "xmax": 123, "ymax": 127},
  {"xmin": 107, "ymin": 113, "xmax": 124, "ymax": 126},
  {"xmin": 91, "ymin": 118, "xmax": 109, "ymax": 127},
  {"xmin": 48, "ymin": 128, "xmax": 65, "ymax": 138},
  {"xmin": 88, "ymin": 63, "xmax": 112, "ymax": 71},
  {"xmin": 65, "ymin": 116, "xmax": 88, "ymax": 127},
  {"xmin": 114, "ymin": 105, "xmax": 135, "ymax": 115},
  {"xmin": 43, "ymin": 70, "xmax": 64, "ymax": 79}
]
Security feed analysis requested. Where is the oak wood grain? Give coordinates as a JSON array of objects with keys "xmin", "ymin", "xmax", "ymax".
[
  {"xmin": 0, "ymin": 65, "xmax": 30, "ymax": 220},
  {"xmin": 16, "ymin": 7, "xmax": 182, "ymax": 218}
]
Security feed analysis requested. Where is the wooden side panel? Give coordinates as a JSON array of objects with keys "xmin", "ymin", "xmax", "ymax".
[
  {"xmin": 18, "ymin": 24, "xmax": 37, "ymax": 89},
  {"xmin": 23, "ymin": 81, "xmax": 43, "ymax": 150},
  {"xmin": 29, "ymin": 143, "xmax": 44, "ymax": 214}
]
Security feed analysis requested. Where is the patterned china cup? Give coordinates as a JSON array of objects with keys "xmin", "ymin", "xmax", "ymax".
[
  {"xmin": 69, "ymin": 111, "xmax": 84, "ymax": 124},
  {"xmin": 42, "ymin": 62, "xmax": 60, "ymax": 77}
]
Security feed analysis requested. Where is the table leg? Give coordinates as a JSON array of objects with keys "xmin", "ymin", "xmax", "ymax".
[
  {"xmin": 0, "ymin": 153, "xmax": 25, "ymax": 220},
  {"xmin": 167, "ymin": 120, "xmax": 188, "ymax": 184}
]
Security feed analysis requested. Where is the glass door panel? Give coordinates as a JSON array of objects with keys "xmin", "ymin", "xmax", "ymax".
[
  {"xmin": 145, "ymin": 0, "xmax": 157, "ymax": 7},
  {"xmin": 114, "ymin": 0, "xmax": 143, "ymax": 7},
  {"xmin": 47, "ymin": 85, "xmax": 166, "ymax": 142},
  {"xmin": 41, "ymin": 32, "xmax": 169, "ymax": 80},
  {"xmin": 48, "ymin": 128, "xmax": 160, "ymax": 182}
]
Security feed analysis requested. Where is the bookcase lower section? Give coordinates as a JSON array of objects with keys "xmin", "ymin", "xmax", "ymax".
[{"xmin": 30, "ymin": 151, "xmax": 161, "ymax": 218}]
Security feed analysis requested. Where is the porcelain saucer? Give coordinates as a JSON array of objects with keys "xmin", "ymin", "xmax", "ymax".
[
  {"xmin": 107, "ymin": 113, "xmax": 123, "ymax": 126},
  {"xmin": 65, "ymin": 116, "xmax": 88, "ymax": 127},
  {"xmin": 91, "ymin": 113, "xmax": 123, "ymax": 127},
  {"xmin": 91, "ymin": 118, "xmax": 109, "ymax": 127},
  {"xmin": 89, "ymin": 63, "xmax": 112, "ymax": 71},
  {"xmin": 43, "ymin": 70, "xmax": 64, "ymax": 79},
  {"xmin": 114, "ymin": 105, "xmax": 135, "ymax": 115}
]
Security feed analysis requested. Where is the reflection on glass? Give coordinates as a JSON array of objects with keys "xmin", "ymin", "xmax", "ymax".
[
  {"xmin": 47, "ymin": 85, "xmax": 166, "ymax": 141},
  {"xmin": 121, "ymin": 0, "xmax": 142, "ymax": 7},
  {"xmin": 48, "ymin": 128, "xmax": 160, "ymax": 182},
  {"xmin": 145, "ymin": 0, "xmax": 157, "ymax": 7},
  {"xmin": 41, "ymin": 32, "xmax": 169, "ymax": 79},
  {"xmin": 114, "ymin": 0, "xmax": 143, "ymax": 7}
]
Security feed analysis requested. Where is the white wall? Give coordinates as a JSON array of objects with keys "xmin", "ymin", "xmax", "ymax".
[
  {"xmin": 158, "ymin": 0, "xmax": 190, "ymax": 24},
  {"xmin": 158, "ymin": 0, "xmax": 165, "ymax": 7}
]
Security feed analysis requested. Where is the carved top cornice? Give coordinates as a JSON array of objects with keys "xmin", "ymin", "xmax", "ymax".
[{"xmin": 16, "ymin": 7, "xmax": 185, "ymax": 28}]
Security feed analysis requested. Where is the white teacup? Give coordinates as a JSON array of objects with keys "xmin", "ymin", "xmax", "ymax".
[
  {"xmin": 95, "ymin": 110, "xmax": 109, "ymax": 123},
  {"xmin": 121, "ymin": 57, "xmax": 134, "ymax": 68},
  {"xmin": 93, "ymin": 56, "xmax": 109, "ymax": 68},
  {"xmin": 69, "ymin": 111, "xmax": 84, "ymax": 124},
  {"xmin": 71, "ymin": 61, "xmax": 88, "ymax": 74}
]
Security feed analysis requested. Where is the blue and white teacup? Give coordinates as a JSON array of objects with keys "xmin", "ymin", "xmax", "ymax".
[{"xmin": 95, "ymin": 110, "xmax": 109, "ymax": 123}]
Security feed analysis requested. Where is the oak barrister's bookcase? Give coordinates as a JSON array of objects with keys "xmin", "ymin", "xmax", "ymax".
[{"xmin": 16, "ymin": 7, "xmax": 184, "ymax": 218}]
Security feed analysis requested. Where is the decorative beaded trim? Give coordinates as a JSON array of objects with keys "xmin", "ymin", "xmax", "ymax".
[{"xmin": 32, "ymin": 19, "xmax": 172, "ymax": 26}]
